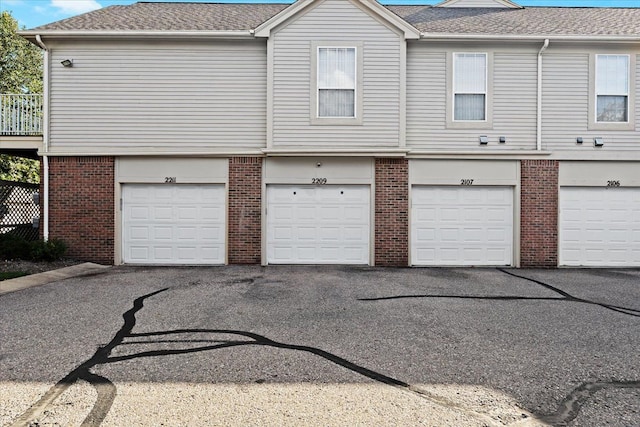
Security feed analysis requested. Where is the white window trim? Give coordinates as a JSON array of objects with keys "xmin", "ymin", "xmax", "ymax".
[
  {"xmin": 446, "ymin": 51, "xmax": 493, "ymax": 129},
  {"xmin": 310, "ymin": 42, "xmax": 363, "ymax": 126},
  {"xmin": 589, "ymin": 53, "xmax": 636, "ymax": 131}
]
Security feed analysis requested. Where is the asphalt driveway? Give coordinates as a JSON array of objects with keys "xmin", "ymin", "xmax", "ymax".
[{"xmin": 1, "ymin": 266, "xmax": 639, "ymax": 426}]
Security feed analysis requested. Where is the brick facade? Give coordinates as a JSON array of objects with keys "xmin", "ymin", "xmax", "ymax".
[
  {"xmin": 375, "ymin": 158, "xmax": 409, "ymax": 267},
  {"xmin": 48, "ymin": 156, "xmax": 115, "ymax": 264},
  {"xmin": 520, "ymin": 159, "xmax": 558, "ymax": 268},
  {"xmin": 228, "ymin": 157, "xmax": 262, "ymax": 264}
]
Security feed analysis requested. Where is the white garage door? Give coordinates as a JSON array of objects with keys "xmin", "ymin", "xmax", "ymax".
[
  {"xmin": 560, "ymin": 187, "xmax": 640, "ymax": 266},
  {"xmin": 267, "ymin": 185, "xmax": 370, "ymax": 264},
  {"xmin": 412, "ymin": 186, "xmax": 513, "ymax": 266},
  {"xmin": 122, "ymin": 184, "xmax": 225, "ymax": 264}
]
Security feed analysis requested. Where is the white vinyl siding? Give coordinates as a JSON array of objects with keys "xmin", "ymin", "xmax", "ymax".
[
  {"xmin": 595, "ymin": 54, "xmax": 629, "ymax": 123},
  {"xmin": 543, "ymin": 52, "xmax": 638, "ymax": 150},
  {"xmin": 271, "ymin": 0, "xmax": 402, "ymax": 148},
  {"xmin": 406, "ymin": 44, "xmax": 537, "ymax": 150},
  {"xmin": 49, "ymin": 41, "xmax": 266, "ymax": 154},
  {"xmin": 454, "ymin": 53, "xmax": 487, "ymax": 121},
  {"xmin": 317, "ymin": 47, "xmax": 356, "ymax": 118}
]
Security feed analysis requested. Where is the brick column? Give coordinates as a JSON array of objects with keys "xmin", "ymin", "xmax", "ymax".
[
  {"xmin": 520, "ymin": 159, "xmax": 558, "ymax": 268},
  {"xmin": 48, "ymin": 156, "xmax": 115, "ymax": 264},
  {"xmin": 228, "ymin": 157, "xmax": 262, "ymax": 264},
  {"xmin": 375, "ymin": 158, "xmax": 409, "ymax": 267}
]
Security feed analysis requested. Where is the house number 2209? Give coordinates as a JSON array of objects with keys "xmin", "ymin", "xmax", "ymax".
[
  {"xmin": 312, "ymin": 178, "xmax": 327, "ymax": 184},
  {"xmin": 164, "ymin": 177, "xmax": 176, "ymax": 183}
]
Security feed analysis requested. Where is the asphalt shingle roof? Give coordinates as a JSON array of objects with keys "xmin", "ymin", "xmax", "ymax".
[
  {"xmin": 29, "ymin": 1, "xmax": 640, "ymax": 37},
  {"xmin": 30, "ymin": 3, "xmax": 289, "ymax": 32},
  {"xmin": 390, "ymin": 6, "xmax": 640, "ymax": 36}
]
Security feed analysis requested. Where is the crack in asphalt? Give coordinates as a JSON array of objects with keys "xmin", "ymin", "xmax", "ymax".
[
  {"xmin": 359, "ymin": 268, "xmax": 640, "ymax": 426},
  {"xmin": 11, "ymin": 269, "xmax": 639, "ymax": 426},
  {"xmin": 11, "ymin": 287, "xmax": 496, "ymax": 426},
  {"xmin": 497, "ymin": 269, "xmax": 640, "ymax": 426},
  {"xmin": 539, "ymin": 380, "xmax": 640, "ymax": 426},
  {"xmin": 497, "ymin": 269, "xmax": 640, "ymax": 318},
  {"xmin": 10, "ymin": 288, "xmax": 167, "ymax": 427},
  {"xmin": 360, "ymin": 269, "xmax": 640, "ymax": 318}
]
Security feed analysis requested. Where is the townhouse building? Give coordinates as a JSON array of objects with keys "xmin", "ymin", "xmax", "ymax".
[{"xmin": 18, "ymin": 0, "xmax": 640, "ymax": 267}]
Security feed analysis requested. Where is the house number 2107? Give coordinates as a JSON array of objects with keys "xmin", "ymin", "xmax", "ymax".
[{"xmin": 460, "ymin": 179, "xmax": 474, "ymax": 185}]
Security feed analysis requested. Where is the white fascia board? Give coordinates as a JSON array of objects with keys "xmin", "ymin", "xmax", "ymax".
[
  {"xmin": 39, "ymin": 150, "xmax": 264, "ymax": 157},
  {"xmin": 355, "ymin": 0, "xmax": 420, "ymax": 39},
  {"xmin": 254, "ymin": 0, "xmax": 420, "ymax": 40},
  {"xmin": 407, "ymin": 150, "xmax": 552, "ymax": 159},
  {"xmin": 419, "ymin": 33, "xmax": 640, "ymax": 42},
  {"xmin": 19, "ymin": 30, "xmax": 255, "ymax": 40},
  {"xmin": 254, "ymin": 0, "xmax": 314, "ymax": 37},
  {"xmin": 262, "ymin": 148, "xmax": 409, "ymax": 157}
]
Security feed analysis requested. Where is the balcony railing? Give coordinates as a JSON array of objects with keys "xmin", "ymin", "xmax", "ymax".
[{"xmin": 0, "ymin": 94, "xmax": 43, "ymax": 136}]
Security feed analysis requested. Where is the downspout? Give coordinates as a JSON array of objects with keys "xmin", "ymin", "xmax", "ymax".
[
  {"xmin": 35, "ymin": 35, "xmax": 49, "ymax": 241},
  {"xmin": 537, "ymin": 39, "xmax": 549, "ymax": 151}
]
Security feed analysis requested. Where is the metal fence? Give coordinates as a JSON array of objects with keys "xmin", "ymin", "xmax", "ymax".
[
  {"xmin": 0, "ymin": 180, "xmax": 40, "ymax": 240},
  {"xmin": 0, "ymin": 94, "xmax": 43, "ymax": 136}
]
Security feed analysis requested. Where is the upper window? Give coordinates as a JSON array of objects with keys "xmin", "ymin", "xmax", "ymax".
[
  {"xmin": 317, "ymin": 47, "xmax": 356, "ymax": 118},
  {"xmin": 453, "ymin": 53, "xmax": 487, "ymax": 121},
  {"xmin": 595, "ymin": 55, "xmax": 629, "ymax": 123}
]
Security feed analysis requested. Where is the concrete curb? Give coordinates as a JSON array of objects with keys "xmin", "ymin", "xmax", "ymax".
[{"xmin": 0, "ymin": 263, "xmax": 110, "ymax": 295}]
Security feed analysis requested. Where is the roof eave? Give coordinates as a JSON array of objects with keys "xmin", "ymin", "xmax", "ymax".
[
  {"xmin": 418, "ymin": 33, "xmax": 640, "ymax": 42},
  {"xmin": 19, "ymin": 30, "xmax": 256, "ymax": 41}
]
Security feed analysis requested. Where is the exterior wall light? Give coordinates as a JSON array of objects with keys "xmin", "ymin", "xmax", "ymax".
[
  {"xmin": 576, "ymin": 137, "xmax": 583, "ymax": 144},
  {"xmin": 61, "ymin": 59, "xmax": 73, "ymax": 67},
  {"xmin": 594, "ymin": 137, "xmax": 604, "ymax": 147},
  {"xmin": 479, "ymin": 136, "xmax": 489, "ymax": 145}
]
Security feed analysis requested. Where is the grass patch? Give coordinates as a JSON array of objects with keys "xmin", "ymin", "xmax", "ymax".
[{"xmin": 0, "ymin": 271, "xmax": 28, "ymax": 281}]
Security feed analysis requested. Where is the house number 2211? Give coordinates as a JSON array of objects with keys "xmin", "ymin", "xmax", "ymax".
[{"xmin": 164, "ymin": 177, "xmax": 176, "ymax": 183}]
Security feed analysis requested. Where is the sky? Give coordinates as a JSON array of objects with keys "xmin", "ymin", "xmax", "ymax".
[{"xmin": 2, "ymin": 0, "xmax": 639, "ymax": 29}]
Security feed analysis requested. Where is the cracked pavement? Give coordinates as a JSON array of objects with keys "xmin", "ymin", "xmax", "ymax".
[{"xmin": 1, "ymin": 266, "xmax": 639, "ymax": 426}]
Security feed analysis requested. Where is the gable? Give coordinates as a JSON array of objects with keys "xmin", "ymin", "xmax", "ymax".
[
  {"xmin": 254, "ymin": 0, "xmax": 419, "ymax": 39},
  {"xmin": 435, "ymin": 0, "xmax": 522, "ymax": 8}
]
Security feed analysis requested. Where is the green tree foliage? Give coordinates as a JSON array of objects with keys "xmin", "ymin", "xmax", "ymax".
[
  {"xmin": 0, "ymin": 155, "xmax": 39, "ymax": 183},
  {"xmin": 0, "ymin": 10, "xmax": 43, "ymax": 94},
  {"xmin": 0, "ymin": 11, "xmax": 42, "ymax": 183}
]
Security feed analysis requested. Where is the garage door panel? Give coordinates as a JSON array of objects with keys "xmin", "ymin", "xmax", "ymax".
[
  {"xmin": 154, "ymin": 227, "xmax": 171, "ymax": 240},
  {"xmin": 412, "ymin": 186, "xmax": 513, "ymax": 266},
  {"xmin": 154, "ymin": 207, "xmax": 172, "ymax": 220},
  {"xmin": 465, "ymin": 228, "xmax": 484, "ymax": 242},
  {"xmin": 123, "ymin": 184, "xmax": 225, "ymax": 265},
  {"xmin": 129, "ymin": 247, "xmax": 149, "ymax": 261},
  {"xmin": 267, "ymin": 185, "xmax": 370, "ymax": 264},
  {"xmin": 272, "ymin": 206, "xmax": 293, "ymax": 221},
  {"xmin": 560, "ymin": 187, "xmax": 640, "ymax": 266}
]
